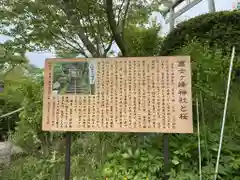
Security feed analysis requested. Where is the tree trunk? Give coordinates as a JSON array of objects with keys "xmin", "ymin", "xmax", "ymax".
[{"xmin": 106, "ymin": 0, "xmax": 128, "ymax": 57}]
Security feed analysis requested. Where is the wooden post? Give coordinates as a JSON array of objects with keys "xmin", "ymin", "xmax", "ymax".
[{"xmin": 65, "ymin": 132, "xmax": 71, "ymax": 180}]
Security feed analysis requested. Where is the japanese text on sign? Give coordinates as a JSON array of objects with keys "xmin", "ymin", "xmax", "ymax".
[{"xmin": 42, "ymin": 56, "xmax": 193, "ymax": 133}]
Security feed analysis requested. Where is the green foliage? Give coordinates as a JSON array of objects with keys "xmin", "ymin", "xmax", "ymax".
[
  {"xmin": 125, "ymin": 25, "xmax": 162, "ymax": 56},
  {"xmin": 0, "ymin": 42, "xmax": 27, "ymax": 67},
  {"xmin": 100, "ymin": 42, "xmax": 240, "ymax": 179},
  {"xmin": 12, "ymin": 79, "xmax": 44, "ymax": 152},
  {"xmin": 0, "ymin": 152, "xmax": 65, "ymax": 180},
  {"xmin": 0, "ymin": 50, "xmax": 39, "ymax": 138},
  {"xmin": 174, "ymin": 41, "xmax": 240, "ymax": 122},
  {"xmin": 160, "ymin": 10, "xmax": 240, "ymax": 55},
  {"xmin": 0, "ymin": 86, "xmax": 22, "ymax": 139},
  {"xmin": 0, "ymin": 0, "xmax": 158, "ymax": 57},
  {"xmin": 103, "ymin": 142, "xmax": 163, "ymax": 179}
]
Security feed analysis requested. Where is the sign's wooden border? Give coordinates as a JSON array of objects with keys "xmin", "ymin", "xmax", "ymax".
[{"xmin": 42, "ymin": 56, "xmax": 193, "ymax": 133}]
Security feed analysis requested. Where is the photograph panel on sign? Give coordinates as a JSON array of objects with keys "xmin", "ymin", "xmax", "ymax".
[{"xmin": 51, "ymin": 61, "xmax": 96, "ymax": 95}]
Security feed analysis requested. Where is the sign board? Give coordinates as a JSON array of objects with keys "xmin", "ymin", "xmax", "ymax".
[{"xmin": 42, "ymin": 56, "xmax": 193, "ymax": 133}]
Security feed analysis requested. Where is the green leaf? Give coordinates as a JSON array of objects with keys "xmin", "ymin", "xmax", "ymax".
[
  {"xmin": 122, "ymin": 153, "xmax": 131, "ymax": 159},
  {"xmin": 172, "ymin": 159, "xmax": 180, "ymax": 165}
]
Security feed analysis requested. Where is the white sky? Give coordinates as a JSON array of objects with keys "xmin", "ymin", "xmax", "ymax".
[{"xmin": 0, "ymin": 0, "xmax": 234, "ymax": 68}]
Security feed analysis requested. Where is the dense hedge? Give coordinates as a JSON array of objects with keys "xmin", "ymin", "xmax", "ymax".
[{"xmin": 160, "ymin": 10, "xmax": 240, "ymax": 55}]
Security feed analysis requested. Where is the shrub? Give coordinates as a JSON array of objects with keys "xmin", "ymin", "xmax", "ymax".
[
  {"xmin": 124, "ymin": 25, "xmax": 162, "ymax": 56},
  {"xmin": 0, "ymin": 152, "xmax": 65, "ymax": 180},
  {"xmin": 160, "ymin": 10, "xmax": 240, "ymax": 55}
]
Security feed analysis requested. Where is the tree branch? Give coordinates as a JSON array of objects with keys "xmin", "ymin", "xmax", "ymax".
[
  {"xmin": 61, "ymin": 0, "xmax": 100, "ymax": 57},
  {"xmin": 49, "ymin": 30, "xmax": 88, "ymax": 57},
  {"xmin": 105, "ymin": 0, "xmax": 128, "ymax": 57},
  {"xmin": 103, "ymin": 36, "xmax": 114, "ymax": 57},
  {"xmin": 86, "ymin": 5, "xmax": 101, "ymax": 53},
  {"xmin": 121, "ymin": 0, "xmax": 131, "ymax": 38},
  {"xmin": 45, "ymin": 3, "xmax": 91, "ymax": 57},
  {"xmin": 117, "ymin": 0, "xmax": 126, "ymax": 25},
  {"xmin": 96, "ymin": 16, "xmax": 107, "ymax": 53},
  {"xmin": 58, "ymin": 27, "xmax": 85, "ymax": 52}
]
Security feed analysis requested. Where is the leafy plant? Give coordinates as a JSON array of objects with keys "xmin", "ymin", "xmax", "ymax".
[{"xmin": 160, "ymin": 10, "xmax": 240, "ymax": 56}]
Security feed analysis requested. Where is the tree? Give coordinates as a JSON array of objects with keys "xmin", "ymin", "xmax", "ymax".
[
  {"xmin": 125, "ymin": 25, "xmax": 162, "ymax": 56},
  {"xmin": 0, "ymin": 42, "xmax": 42, "ymax": 140},
  {"xmin": 0, "ymin": 0, "xmax": 159, "ymax": 58},
  {"xmin": 0, "ymin": 42, "xmax": 27, "ymax": 74}
]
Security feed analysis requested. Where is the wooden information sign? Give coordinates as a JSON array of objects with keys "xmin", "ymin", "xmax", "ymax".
[{"xmin": 42, "ymin": 56, "xmax": 193, "ymax": 133}]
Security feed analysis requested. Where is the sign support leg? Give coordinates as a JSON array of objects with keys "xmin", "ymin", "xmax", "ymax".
[
  {"xmin": 65, "ymin": 132, "xmax": 71, "ymax": 180},
  {"xmin": 164, "ymin": 134, "xmax": 169, "ymax": 180}
]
